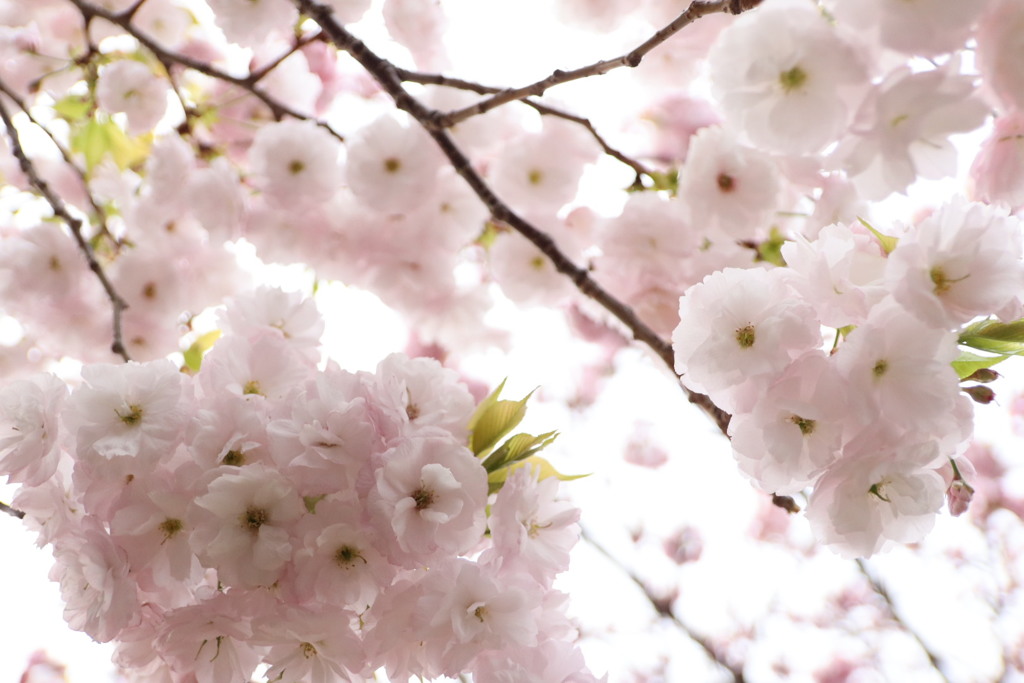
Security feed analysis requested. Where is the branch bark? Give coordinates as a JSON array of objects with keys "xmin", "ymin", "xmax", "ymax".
[
  {"xmin": 583, "ymin": 527, "xmax": 747, "ymax": 682},
  {"xmin": 65, "ymin": 0, "xmax": 344, "ymax": 141},
  {"xmin": 292, "ymin": 0, "xmax": 732, "ymax": 437},
  {"xmin": 0, "ymin": 96, "xmax": 131, "ymax": 361},
  {"xmin": 430, "ymin": 1, "xmax": 735, "ymax": 128},
  {"xmin": 856, "ymin": 558, "xmax": 951, "ymax": 683}
]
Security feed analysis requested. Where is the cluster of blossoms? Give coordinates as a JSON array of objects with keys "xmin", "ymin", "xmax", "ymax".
[
  {"xmin": 2, "ymin": 0, "xmax": 1024, "ymax": 675},
  {"xmin": 672, "ymin": 197, "xmax": 1024, "ymax": 558},
  {"xmin": 0, "ymin": 288, "xmax": 595, "ymax": 682}
]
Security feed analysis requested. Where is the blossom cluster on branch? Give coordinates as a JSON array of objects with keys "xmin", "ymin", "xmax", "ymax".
[
  {"xmin": 1, "ymin": 0, "xmax": 1024, "ymax": 679},
  {"xmin": 1, "ymin": 288, "xmax": 592, "ymax": 682}
]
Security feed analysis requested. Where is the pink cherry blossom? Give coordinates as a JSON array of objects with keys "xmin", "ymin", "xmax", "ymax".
[
  {"xmin": 807, "ymin": 436, "xmax": 947, "ymax": 558},
  {"xmin": 970, "ymin": 110, "xmax": 1024, "ymax": 209},
  {"xmin": 672, "ymin": 267, "xmax": 822, "ymax": 408},
  {"xmin": 344, "ymin": 113, "xmax": 442, "ymax": 215},
  {"xmin": 189, "ymin": 463, "xmax": 305, "ymax": 588},
  {"xmin": 678, "ymin": 125, "xmax": 780, "ymax": 239},
  {"xmin": 248, "ymin": 119, "xmax": 343, "ymax": 209},
  {"xmin": 708, "ymin": 3, "xmax": 868, "ymax": 154},
  {"xmin": 369, "ymin": 432, "xmax": 487, "ymax": 565},
  {"xmin": 886, "ymin": 198, "xmax": 1024, "ymax": 328},
  {"xmin": 95, "ymin": 60, "xmax": 169, "ymax": 136},
  {"xmin": 0, "ymin": 372, "xmax": 67, "ymax": 486},
  {"xmin": 49, "ymin": 516, "xmax": 141, "ymax": 642}
]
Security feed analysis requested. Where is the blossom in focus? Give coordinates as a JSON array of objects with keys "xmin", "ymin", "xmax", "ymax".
[
  {"xmin": 708, "ymin": 3, "xmax": 868, "ymax": 154},
  {"xmin": 189, "ymin": 463, "xmax": 305, "ymax": 588},
  {"xmin": 807, "ymin": 436, "xmax": 946, "ymax": 558},
  {"xmin": 886, "ymin": 198, "xmax": 1024, "ymax": 329},
  {"xmin": 672, "ymin": 267, "xmax": 821, "ymax": 410}
]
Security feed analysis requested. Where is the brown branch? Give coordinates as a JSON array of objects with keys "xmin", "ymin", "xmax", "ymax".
[
  {"xmin": 0, "ymin": 97, "xmax": 131, "ymax": 361},
  {"xmin": 293, "ymin": 0, "xmax": 732, "ymax": 436},
  {"xmin": 431, "ymin": 0, "xmax": 735, "ymax": 128},
  {"xmin": 65, "ymin": 0, "xmax": 344, "ymax": 141},
  {"xmin": 396, "ymin": 68, "xmax": 655, "ymax": 181},
  {"xmin": 582, "ymin": 527, "xmax": 747, "ymax": 682},
  {"xmin": 248, "ymin": 31, "xmax": 325, "ymax": 84},
  {"xmin": 0, "ymin": 77, "xmax": 115, "ymax": 243},
  {"xmin": 0, "ymin": 500, "xmax": 25, "ymax": 519},
  {"xmin": 856, "ymin": 558, "xmax": 951, "ymax": 683}
]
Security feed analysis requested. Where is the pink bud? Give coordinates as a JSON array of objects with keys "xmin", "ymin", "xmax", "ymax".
[{"xmin": 947, "ymin": 479, "xmax": 974, "ymax": 517}]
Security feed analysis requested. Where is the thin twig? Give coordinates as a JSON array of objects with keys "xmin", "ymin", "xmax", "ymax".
[
  {"xmin": 0, "ymin": 77, "xmax": 116, "ymax": 243},
  {"xmin": 293, "ymin": 0, "xmax": 732, "ymax": 436},
  {"xmin": 856, "ymin": 558, "xmax": 951, "ymax": 683},
  {"xmin": 582, "ymin": 527, "xmax": 747, "ymax": 682},
  {"xmin": 0, "ymin": 97, "xmax": 131, "ymax": 361},
  {"xmin": 397, "ymin": 68, "xmax": 655, "ymax": 181},
  {"xmin": 65, "ymin": 0, "xmax": 344, "ymax": 141},
  {"xmin": 0, "ymin": 500, "xmax": 25, "ymax": 519},
  {"xmin": 433, "ymin": 0, "xmax": 734, "ymax": 128},
  {"xmin": 248, "ymin": 31, "xmax": 324, "ymax": 84}
]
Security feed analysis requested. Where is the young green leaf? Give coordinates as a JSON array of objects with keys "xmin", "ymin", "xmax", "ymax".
[
  {"xmin": 958, "ymin": 318, "xmax": 1024, "ymax": 354},
  {"xmin": 857, "ymin": 217, "xmax": 898, "ymax": 255},
  {"xmin": 951, "ymin": 350, "xmax": 1011, "ymax": 380},
  {"xmin": 487, "ymin": 456, "xmax": 588, "ymax": 495},
  {"xmin": 182, "ymin": 330, "xmax": 222, "ymax": 372},
  {"xmin": 481, "ymin": 430, "xmax": 558, "ymax": 473}
]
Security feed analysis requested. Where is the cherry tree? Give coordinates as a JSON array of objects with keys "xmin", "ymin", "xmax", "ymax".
[{"xmin": 2, "ymin": 0, "xmax": 1024, "ymax": 680}]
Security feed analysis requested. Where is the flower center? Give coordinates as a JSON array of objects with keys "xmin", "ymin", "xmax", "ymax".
[
  {"xmin": 412, "ymin": 486, "xmax": 435, "ymax": 510},
  {"xmin": 779, "ymin": 65, "xmax": 808, "ymax": 92},
  {"xmin": 735, "ymin": 324, "xmax": 756, "ymax": 348},
  {"xmin": 333, "ymin": 544, "xmax": 366, "ymax": 569},
  {"xmin": 789, "ymin": 415, "xmax": 816, "ymax": 435},
  {"xmin": 241, "ymin": 506, "xmax": 268, "ymax": 533},
  {"xmin": 116, "ymin": 403, "xmax": 143, "ymax": 425}
]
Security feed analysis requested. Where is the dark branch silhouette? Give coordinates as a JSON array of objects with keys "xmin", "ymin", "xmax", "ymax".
[{"xmin": 0, "ymin": 97, "xmax": 131, "ymax": 361}]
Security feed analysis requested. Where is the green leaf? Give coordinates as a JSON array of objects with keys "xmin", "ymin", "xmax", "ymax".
[
  {"xmin": 756, "ymin": 226, "xmax": 787, "ymax": 267},
  {"xmin": 487, "ymin": 456, "xmax": 588, "ymax": 495},
  {"xmin": 857, "ymin": 217, "xmax": 898, "ymax": 255},
  {"xmin": 475, "ymin": 221, "xmax": 501, "ymax": 250},
  {"xmin": 182, "ymin": 330, "xmax": 222, "ymax": 372},
  {"xmin": 303, "ymin": 494, "xmax": 326, "ymax": 513},
  {"xmin": 959, "ymin": 318, "xmax": 1024, "ymax": 354},
  {"xmin": 951, "ymin": 350, "xmax": 1011, "ymax": 380},
  {"xmin": 649, "ymin": 169, "xmax": 679, "ymax": 194},
  {"xmin": 53, "ymin": 94, "xmax": 92, "ymax": 122},
  {"xmin": 467, "ymin": 380, "xmax": 537, "ymax": 457},
  {"xmin": 481, "ymin": 430, "xmax": 558, "ymax": 473},
  {"xmin": 70, "ymin": 116, "xmax": 151, "ymax": 171}
]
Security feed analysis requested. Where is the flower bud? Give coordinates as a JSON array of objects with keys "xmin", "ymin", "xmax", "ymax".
[
  {"xmin": 964, "ymin": 368, "xmax": 1000, "ymax": 383},
  {"xmin": 963, "ymin": 385, "xmax": 996, "ymax": 404},
  {"xmin": 946, "ymin": 479, "xmax": 974, "ymax": 517}
]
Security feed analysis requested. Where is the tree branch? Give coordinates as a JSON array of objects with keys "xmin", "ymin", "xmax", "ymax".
[
  {"xmin": 0, "ymin": 97, "xmax": 131, "ymax": 361},
  {"xmin": 293, "ymin": 0, "xmax": 732, "ymax": 436},
  {"xmin": 65, "ymin": 0, "xmax": 344, "ymax": 141},
  {"xmin": 582, "ymin": 527, "xmax": 747, "ymax": 682},
  {"xmin": 0, "ymin": 500, "xmax": 25, "ymax": 519},
  {"xmin": 0, "ymin": 77, "xmax": 115, "ymax": 243},
  {"xmin": 432, "ymin": 0, "xmax": 735, "ymax": 128},
  {"xmin": 396, "ymin": 68, "xmax": 655, "ymax": 181},
  {"xmin": 856, "ymin": 558, "xmax": 951, "ymax": 683}
]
